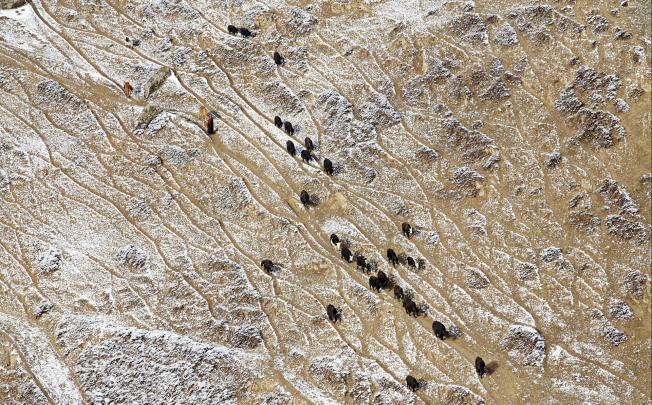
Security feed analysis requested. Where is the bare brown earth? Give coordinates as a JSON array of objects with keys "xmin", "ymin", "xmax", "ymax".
[{"xmin": 0, "ymin": 0, "xmax": 650, "ymax": 404}]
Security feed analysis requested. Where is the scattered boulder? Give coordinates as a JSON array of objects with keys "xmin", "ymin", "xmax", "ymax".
[
  {"xmin": 33, "ymin": 301, "xmax": 53, "ymax": 319},
  {"xmin": 608, "ymin": 299, "xmax": 634, "ymax": 320},
  {"xmin": 37, "ymin": 247, "xmax": 63, "ymax": 275},
  {"xmin": 605, "ymin": 215, "xmax": 648, "ymax": 243},
  {"xmin": 587, "ymin": 14, "xmax": 609, "ymax": 34},
  {"xmin": 500, "ymin": 325, "xmax": 545, "ymax": 366},
  {"xmin": 568, "ymin": 211, "xmax": 601, "ymax": 233},
  {"xmin": 516, "ymin": 262, "xmax": 538, "ymax": 281},
  {"xmin": 117, "ymin": 245, "xmax": 149, "ymax": 270},
  {"xmin": 545, "ymin": 152, "xmax": 562, "ymax": 168},
  {"xmin": 450, "ymin": 167, "xmax": 485, "ymax": 199},
  {"xmin": 541, "ymin": 247, "xmax": 562, "ymax": 263},
  {"xmin": 449, "ymin": 13, "xmax": 488, "ymax": 45},
  {"xmin": 143, "ymin": 67, "xmax": 171, "ymax": 99},
  {"xmin": 493, "ymin": 23, "xmax": 519, "ymax": 46},
  {"xmin": 602, "ymin": 325, "xmax": 627, "ymax": 346},
  {"xmin": 621, "ymin": 271, "xmax": 647, "ymax": 299},
  {"xmin": 137, "ymin": 106, "xmax": 163, "ymax": 128},
  {"xmin": 466, "ymin": 267, "xmax": 490, "ymax": 289}
]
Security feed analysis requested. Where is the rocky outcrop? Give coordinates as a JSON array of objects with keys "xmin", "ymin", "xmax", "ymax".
[{"xmin": 501, "ymin": 325, "xmax": 545, "ymax": 367}]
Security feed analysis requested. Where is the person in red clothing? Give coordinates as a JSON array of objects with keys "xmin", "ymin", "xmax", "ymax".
[{"xmin": 206, "ymin": 115, "xmax": 214, "ymax": 135}]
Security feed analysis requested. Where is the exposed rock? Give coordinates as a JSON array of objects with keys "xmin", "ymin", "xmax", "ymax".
[
  {"xmin": 117, "ymin": 245, "xmax": 149, "ymax": 270},
  {"xmin": 308, "ymin": 355, "xmax": 351, "ymax": 397},
  {"xmin": 448, "ymin": 325, "xmax": 462, "ymax": 338},
  {"xmin": 608, "ymin": 299, "xmax": 634, "ymax": 320},
  {"xmin": 55, "ymin": 317, "xmax": 264, "ymax": 404},
  {"xmin": 494, "ymin": 23, "xmax": 519, "ymax": 46},
  {"xmin": 541, "ymin": 247, "xmax": 562, "ymax": 263},
  {"xmin": 36, "ymin": 80, "xmax": 84, "ymax": 113},
  {"xmin": 602, "ymin": 325, "xmax": 627, "ymax": 346},
  {"xmin": 483, "ymin": 154, "xmax": 501, "ymax": 170},
  {"xmin": 449, "ymin": 13, "xmax": 488, "ymax": 45},
  {"xmin": 360, "ymin": 92, "xmax": 400, "ymax": 129},
  {"xmin": 587, "ymin": 14, "xmax": 609, "ymax": 34},
  {"xmin": 544, "ymin": 152, "xmax": 562, "ymax": 168},
  {"xmin": 598, "ymin": 179, "xmax": 640, "ymax": 216},
  {"xmin": 464, "ymin": 209, "xmax": 487, "ymax": 236},
  {"xmin": 632, "ymin": 46, "xmax": 646, "ymax": 64},
  {"xmin": 137, "ymin": 106, "xmax": 163, "ymax": 128},
  {"xmin": 0, "ymin": 0, "xmax": 25, "ymax": 10},
  {"xmin": 569, "ymin": 107, "xmax": 625, "ymax": 148},
  {"xmin": 466, "ymin": 267, "xmax": 490, "ymax": 289},
  {"xmin": 621, "ymin": 271, "xmax": 647, "ymax": 299},
  {"xmin": 641, "ymin": 174, "xmax": 652, "ymax": 200},
  {"xmin": 500, "ymin": 325, "xmax": 545, "ymax": 366},
  {"xmin": 554, "ymin": 86, "xmax": 583, "ymax": 114},
  {"xmin": 517, "ymin": 262, "xmax": 538, "ymax": 281},
  {"xmin": 229, "ymin": 325, "xmax": 263, "ymax": 349},
  {"xmin": 605, "ymin": 215, "xmax": 648, "ymax": 243},
  {"xmin": 614, "ymin": 98, "xmax": 629, "ymax": 112},
  {"xmin": 287, "ymin": 7, "xmax": 317, "ymax": 36},
  {"xmin": 415, "ymin": 146, "xmax": 438, "ymax": 165},
  {"xmin": 443, "ymin": 114, "xmax": 496, "ymax": 164},
  {"xmin": 568, "ymin": 211, "xmax": 600, "ymax": 232},
  {"xmin": 36, "ymin": 247, "xmax": 63, "ymax": 275},
  {"xmin": 215, "ymin": 177, "xmax": 252, "ymax": 212},
  {"xmin": 143, "ymin": 67, "xmax": 171, "ymax": 99},
  {"xmin": 33, "ymin": 301, "xmax": 53, "ymax": 319},
  {"xmin": 450, "ymin": 167, "xmax": 485, "ymax": 199},
  {"xmin": 510, "ymin": 5, "xmax": 555, "ymax": 42},
  {"xmin": 613, "ymin": 27, "xmax": 632, "ymax": 40}
]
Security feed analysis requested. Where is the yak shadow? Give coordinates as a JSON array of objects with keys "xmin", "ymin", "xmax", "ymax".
[{"xmin": 485, "ymin": 361, "xmax": 499, "ymax": 375}]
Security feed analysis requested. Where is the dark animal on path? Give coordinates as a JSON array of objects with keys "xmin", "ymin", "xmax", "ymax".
[
  {"xmin": 239, "ymin": 27, "xmax": 252, "ymax": 37},
  {"xmin": 432, "ymin": 321, "xmax": 448, "ymax": 340},
  {"xmin": 404, "ymin": 298, "xmax": 418, "ymax": 317},
  {"xmin": 227, "ymin": 25, "xmax": 238, "ymax": 35},
  {"xmin": 206, "ymin": 115, "xmax": 215, "ymax": 135},
  {"xmin": 475, "ymin": 357, "xmax": 487, "ymax": 378},
  {"xmin": 300, "ymin": 190, "xmax": 310, "ymax": 206},
  {"xmin": 394, "ymin": 285, "xmax": 404, "ymax": 300},
  {"xmin": 274, "ymin": 116, "xmax": 283, "ymax": 128},
  {"xmin": 356, "ymin": 255, "xmax": 367, "ymax": 271},
  {"xmin": 284, "ymin": 121, "xmax": 294, "ymax": 135},
  {"xmin": 326, "ymin": 304, "xmax": 340, "ymax": 322},
  {"xmin": 406, "ymin": 375, "xmax": 420, "ymax": 392},
  {"xmin": 260, "ymin": 260, "xmax": 274, "ymax": 274},
  {"xmin": 286, "ymin": 140, "xmax": 296, "ymax": 156},
  {"xmin": 369, "ymin": 276, "xmax": 382, "ymax": 291},
  {"xmin": 377, "ymin": 271, "xmax": 389, "ymax": 289},
  {"xmin": 323, "ymin": 158, "xmax": 334, "ymax": 176},
  {"xmin": 407, "ymin": 256, "xmax": 416, "ymax": 268},
  {"xmin": 387, "ymin": 249, "xmax": 398, "ymax": 267},
  {"xmin": 304, "ymin": 137, "xmax": 314, "ymax": 151},
  {"xmin": 273, "ymin": 51, "xmax": 284, "ymax": 65},
  {"xmin": 402, "ymin": 222, "xmax": 413, "ymax": 238},
  {"xmin": 301, "ymin": 149, "xmax": 312, "ymax": 164},
  {"xmin": 341, "ymin": 247, "xmax": 353, "ymax": 263},
  {"xmin": 330, "ymin": 234, "xmax": 340, "ymax": 249}
]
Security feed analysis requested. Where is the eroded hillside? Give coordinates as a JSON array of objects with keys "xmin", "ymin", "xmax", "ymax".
[{"xmin": 0, "ymin": 0, "xmax": 650, "ymax": 403}]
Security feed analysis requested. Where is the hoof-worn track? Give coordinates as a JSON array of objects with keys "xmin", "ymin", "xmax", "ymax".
[{"xmin": 0, "ymin": 0, "xmax": 650, "ymax": 403}]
